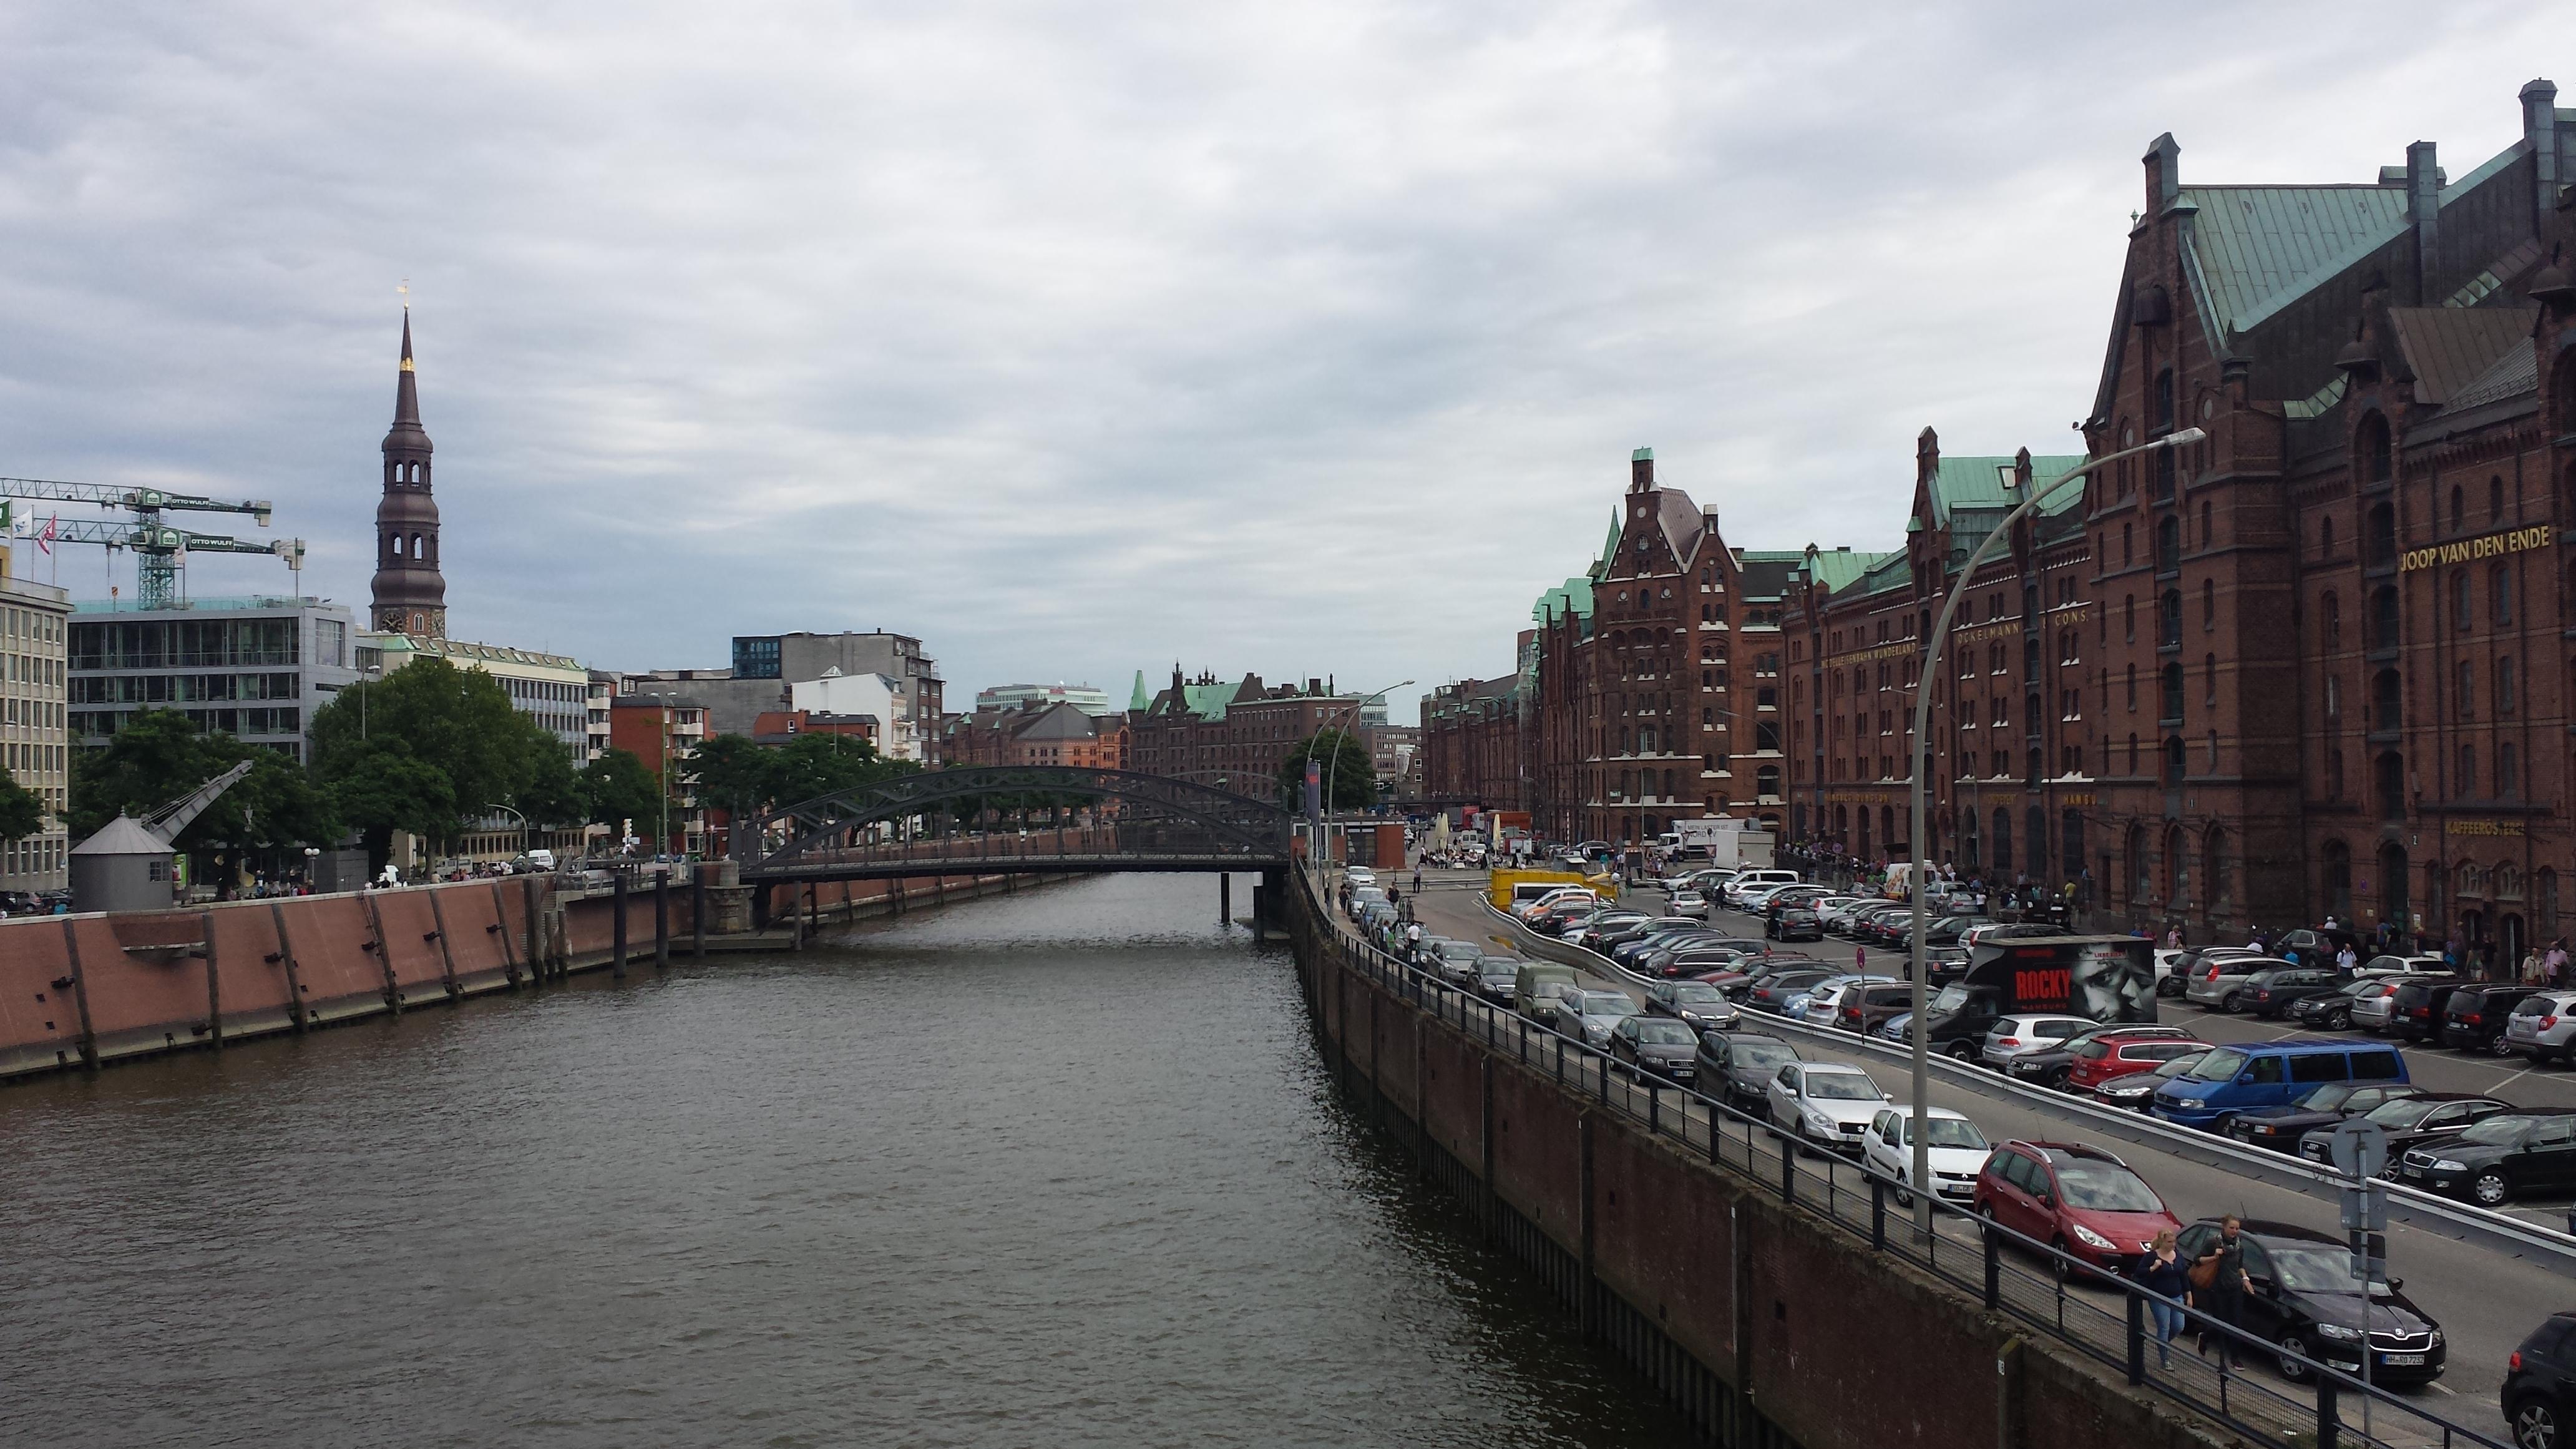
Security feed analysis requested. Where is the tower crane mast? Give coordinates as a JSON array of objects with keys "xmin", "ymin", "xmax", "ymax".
[{"xmin": 0, "ymin": 476, "xmax": 305, "ymax": 609}]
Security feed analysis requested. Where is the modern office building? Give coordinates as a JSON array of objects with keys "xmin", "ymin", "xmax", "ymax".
[
  {"xmin": 973, "ymin": 682, "xmax": 1115, "ymax": 718},
  {"xmin": 68, "ymin": 595, "xmax": 360, "ymax": 764},
  {"xmin": 0, "ymin": 571, "xmax": 72, "ymax": 895}
]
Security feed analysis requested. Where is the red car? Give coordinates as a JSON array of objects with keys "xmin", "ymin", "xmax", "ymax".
[
  {"xmin": 1973, "ymin": 1140, "xmax": 2183, "ymax": 1274},
  {"xmin": 2062, "ymin": 1031, "xmax": 2206, "ymax": 1093}
]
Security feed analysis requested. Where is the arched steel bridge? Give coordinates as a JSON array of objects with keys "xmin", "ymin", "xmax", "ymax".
[{"xmin": 728, "ymin": 765, "xmax": 1294, "ymax": 887}]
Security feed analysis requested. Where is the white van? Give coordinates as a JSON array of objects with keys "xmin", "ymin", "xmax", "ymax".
[{"xmin": 1720, "ymin": 869, "xmax": 1801, "ymax": 907}]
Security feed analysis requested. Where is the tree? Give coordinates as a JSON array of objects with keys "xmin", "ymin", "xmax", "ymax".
[
  {"xmin": 1277, "ymin": 728, "xmax": 1378, "ymax": 812},
  {"xmin": 328, "ymin": 738, "xmax": 456, "ymax": 872},
  {"xmin": 581, "ymin": 748, "xmax": 661, "ymax": 844},
  {"xmin": 0, "ymin": 771, "xmax": 40, "ymax": 846},
  {"xmin": 69, "ymin": 708, "xmax": 339, "ymax": 883},
  {"xmin": 516, "ymin": 730, "xmax": 589, "ymax": 832},
  {"xmin": 309, "ymin": 658, "xmax": 550, "ymax": 853},
  {"xmin": 767, "ymin": 733, "xmax": 910, "ymax": 806},
  {"xmin": 682, "ymin": 733, "xmax": 776, "ymax": 818}
]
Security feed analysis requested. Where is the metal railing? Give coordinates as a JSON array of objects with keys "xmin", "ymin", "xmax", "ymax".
[{"xmin": 1300, "ymin": 866, "xmax": 2503, "ymax": 1449}]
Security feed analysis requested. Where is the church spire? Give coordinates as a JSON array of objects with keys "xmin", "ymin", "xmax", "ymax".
[{"xmin": 372, "ymin": 303, "xmax": 447, "ymax": 638}]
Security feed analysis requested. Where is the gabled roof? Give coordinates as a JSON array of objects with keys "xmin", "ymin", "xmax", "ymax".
[
  {"xmin": 1531, "ymin": 575, "xmax": 1594, "ymax": 626},
  {"xmin": 2388, "ymin": 305, "xmax": 2537, "ymax": 406},
  {"xmin": 1925, "ymin": 455, "xmax": 2090, "ymax": 527},
  {"xmin": 1011, "ymin": 701, "xmax": 1100, "ymax": 741},
  {"xmin": 2178, "ymin": 186, "xmax": 2409, "ymax": 336},
  {"xmin": 1796, "ymin": 547, "xmax": 1898, "ymax": 593},
  {"xmin": 2442, "ymin": 339, "xmax": 2540, "ymax": 416}
]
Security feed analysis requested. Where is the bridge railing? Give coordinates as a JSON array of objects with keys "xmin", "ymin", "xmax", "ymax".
[
  {"xmin": 1302, "ymin": 866, "xmax": 2502, "ymax": 1449},
  {"xmin": 743, "ymin": 819, "xmax": 1285, "ymax": 876}
]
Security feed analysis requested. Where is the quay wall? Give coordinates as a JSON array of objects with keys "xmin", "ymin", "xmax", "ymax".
[
  {"xmin": 1287, "ymin": 876, "xmax": 2228, "ymax": 1449},
  {"xmin": 0, "ymin": 832, "xmax": 1110, "ymax": 1083}
]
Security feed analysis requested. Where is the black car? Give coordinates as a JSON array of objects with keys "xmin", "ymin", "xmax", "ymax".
[
  {"xmin": 1767, "ymin": 907, "xmax": 1824, "ymax": 942},
  {"xmin": 2503, "ymin": 1311, "xmax": 2576, "ymax": 1449},
  {"xmin": 2398, "ymin": 1112, "xmax": 2576, "ymax": 1206},
  {"xmin": 1742, "ymin": 969, "xmax": 1835, "ymax": 1013},
  {"xmin": 2441, "ymin": 984, "xmax": 2541, "ymax": 1056},
  {"xmin": 1610, "ymin": 1016, "xmax": 1703, "ymax": 1082},
  {"xmin": 2386, "ymin": 976, "xmax": 2464, "ymax": 1042},
  {"xmin": 2286, "ymin": 973, "xmax": 2401, "ymax": 1032},
  {"xmin": 2293, "ymin": 1093, "xmax": 2510, "ymax": 1168},
  {"xmin": 2238, "ymin": 966, "xmax": 2345, "ymax": 1020},
  {"xmin": 2174, "ymin": 1219, "xmax": 2446, "ymax": 1385},
  {"xmin": 1693, "ymin": 1030, "xmax": 1802, "ymax": 1113},
  {"xmin": 2223, "ymin": 1080, "xmax": 2427, "ymax": 1151},
  {"xmin": 1473, "ymin": 959, "xmax": 1522, "ymax": 1005}
]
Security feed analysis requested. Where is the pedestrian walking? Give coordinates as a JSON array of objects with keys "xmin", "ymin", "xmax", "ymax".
[
  {"xmin": 2163, "ymin": 924, "xmax": 2183, "ymax": 949},
  {"xmin": 2190, "ymin": 1215, "xmax": 2253, "ymax": 1367},
  {"xmin": 1412, "ymin": 867, "xmax": 1423, "ymax": 895},
  {"xmin": 2130, "ymin": 1229, "xmax": 2191, "ymax": 1370},
  {"xmin": 1404, "ymin": 920, "xmax": 1423, "ymax": 961},
  {"xmin": 2548, "ymin": 939, "xmax": 2569, "ymax": 987},
  {"xmin": 2335, "ymin": 942, "xmax": 2357, "ymax": 978}
]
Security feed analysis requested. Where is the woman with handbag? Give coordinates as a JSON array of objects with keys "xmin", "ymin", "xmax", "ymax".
[
  {"xmin": 2191, "ymin": 1216, "xmax": 2252, "ymax": 1365},
  {"xmin": 2130, "ymin": 1229, "xmax": 2190, "ymax": 1369}
]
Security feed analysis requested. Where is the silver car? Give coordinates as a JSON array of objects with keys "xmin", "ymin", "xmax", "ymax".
[
  {"xmin": 2346, "ymin": 975, "xmax": 2414, "ymax": 1033},
  {"xmin": 1979, "ymin": 1014, "xmax": 2094, "ymax": 1069},
  {"xmin": 1569, "ymin": 990, "xmax": 1643, "ymax": 1048},
  {"xmin": 2505, "ymin": 990, "xmax": 2576, "ymax": 1065},
  {"xmin": 1767, "ymin": 1061, "xmax": 1892, "ymax": 1153},
  {"xmin": 2183, "ymin": 955, "xmax": 2290, "ymax": 1012}
]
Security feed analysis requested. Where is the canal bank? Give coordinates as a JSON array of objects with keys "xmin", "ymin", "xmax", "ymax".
[
  {"xmin": 1285, "ymin": 867, "xmax": 2235, "ymax": 1449},
  {"xmin": 0, "ymin": 872, "xmax": 1710, "ymax": 1448}
]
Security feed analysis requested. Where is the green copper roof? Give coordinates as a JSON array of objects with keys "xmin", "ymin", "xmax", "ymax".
[
  {"xmin": 1183, "ymin": 681, "xmax": 1237, "ymax": 721},
  {"xmin": 1531, "ymin": 575, "xmax": 1594, "ymax": 626},
  {"xmin": 2178, "ymin": 186, "xmax": 2407, "ymax": 336},
  {"xmin": 1128, "ymin": 669, "xmax": 1149, "ymax": 711},
  {"xmin": 1799, "ymin": 548, "xmax": 1898, "ymax": 593}
]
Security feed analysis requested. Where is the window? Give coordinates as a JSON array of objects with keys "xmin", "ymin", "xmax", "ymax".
[
  {"xmin": 2326, "ymin": 747, "xmax": 2344, "ymax": 798},
  {"xmin": 2499, "ymin": 656, "xmax": 2517, "ymax": 715},
  {"xmin": 2459, "ymin": 742, "xmax": 2477, "ymax": 797},
  {"xmin": 2203, "ymin": 653, "xmax": 2217, "ymax": 706},
  {"xmin": 2500, "ymin": 743, "xmax": 2520, "ymax": 799},
  {"xmin": 2122, "ymin": 524, "xmax": 2132, "ymax": 568},
  {"xmin": 2491, "ymin": 476, "xmax": 2505, "ymax": 524},
  {"xmin": 2494, "ymin": 564, "xmax": 2515, "ymax": 627},
  {"xmin": 2456, "ymin": 659, "xmax": 2474, "ymax": 721},
  {"xmin": 2321, "ymin": 592, "xmax": 2340, "ymax": 649},
  {"xmin": 2320, "ymin": 515, "xmax": 2335, "ymax": 557},
  {"xmin": 2124, "ymin": 595, "xmax": 2135, "ymax": 643},
  {"xmin": 2366, "ymin": 502, "xmax": 2396, "ymax": 567},
  {"xmin": 2202, "ymin": 578, "xmax": 2215, "ymax": 629},
  {"xmin": 2453, "ymin": 570, "xmax": 2471, "ymax": 632},
  {"xmin": 2449, "ymin": 484, "xmax": 2465, "ymax": 535},
  {"xmin": 2125, "ymin": 664, "xmax": 2137, "ymax": 712}
]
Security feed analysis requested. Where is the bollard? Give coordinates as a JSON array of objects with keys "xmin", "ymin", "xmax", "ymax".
[
  {"xmin": 691, "ymin": 871, "xmax": 706, "ymax": 959},
  {"xmin": 611, "ymin": 869, "xmax": 628, "ymax": 979},
  {"xmin": 1219, "ymin": 872, "xmax": 1231, "ymax": 928},
  {"xmin": 654, "ymin": 871, "xmax": 670, "ymax": 969}
]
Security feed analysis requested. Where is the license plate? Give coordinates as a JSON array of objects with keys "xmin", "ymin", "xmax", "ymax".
[
  {"xmin": 2401, "ymin": 1164, "xmax": 2424, "ymax": 1179},
  {"xmin": 2382, "ymin": 1353, "xmax": 2426, "ymax": 1366}
]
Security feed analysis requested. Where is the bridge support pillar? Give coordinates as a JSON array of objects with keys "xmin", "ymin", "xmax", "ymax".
[
  {"xmin": 612, "ymin": 870, "xmax": 628, "ymax": 980},
  {"xmin": 654, "ymin": 872, "xmax": 670, "ymax": 969},
  {"xmin": 1219, "ymin": 872, "xmax": 1232, "ymax": 929}
]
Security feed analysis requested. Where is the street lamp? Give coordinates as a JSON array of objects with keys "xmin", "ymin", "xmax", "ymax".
[
  {"xmin": 484, "ymin": 803, "xmax": 530, "ymax": 864},
  {"xmin": 1905, "ymin": 427, "xmax": 2204, "ymax": 1233},
  {"xmin": 1305, "ymin": 680, "xmax": 1412, "ymax": 869}
]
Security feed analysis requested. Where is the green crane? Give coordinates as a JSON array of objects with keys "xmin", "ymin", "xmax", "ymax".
[{"xmin": 0, "ymin": 477, "xmax": 305, "ymax": 608}]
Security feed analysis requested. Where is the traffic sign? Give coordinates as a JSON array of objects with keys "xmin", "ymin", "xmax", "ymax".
[
  {"xmin": 2339, "ymin": 1185, "xmax": 2388, "ymax": 1233},
  {"xmin": 2329, "ymin": 1120, "xmax": 2389, "ymax": 1181}
]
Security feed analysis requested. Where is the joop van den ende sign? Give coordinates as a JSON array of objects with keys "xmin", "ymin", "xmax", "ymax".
[{"xmin": 2396, "ymin": 524, "xmax": 2553, "ymax": 573}]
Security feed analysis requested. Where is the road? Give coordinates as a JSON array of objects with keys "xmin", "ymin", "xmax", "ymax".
[{"xmin": 1378, "ymin": 866, "xmax": 2562, "ymax": 1445}]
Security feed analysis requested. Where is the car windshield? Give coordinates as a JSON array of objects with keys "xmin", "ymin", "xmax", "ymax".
[
  {"xmin": 1579, "ymin": 993, "xmax": 1638, "ymax": 1017},
  {"xmin": 1931, "ymin": 985, "xmax": 1971, "ymax": 1013},
  {"xmin": 2456, "ymin": 1116, "xmax": 2538, "ymax": 1147},
  {"xmin": 1633, "ymin": 1021, "xmax": 1697, "ymax": 1045},
  {"xmin": 2051, "ymin": 1161, "xmax": 2163, "ymax": 1212},
  {"xmin": 1729, "ymin": 1039, "xmax": 1798, "ymax": 1069},
  {"xmin": 1805, "ymin": 1071, "xmax": 1880, "ymax": 1101},
  {"xmin": 2151, "ymin": 1051, "xmax": 2210, "ymax": 1080},
  {"xmin": 1670, "ymin": 983, "xmax": 1725, "ymax": 1003},
  {"xmin": 2292, "ymin": 1083, "xmax": 2359, "ymax": 1111},
  {"xmin": 2362, "ymin": 1098, "xmax": 2442, "ymax": 1128},
  {"xmin": 2189, "ymin": 1048, "xmax": 2250, "ymax": 1081},
  {"xmin": 1923, "ymin": 1118, "xmax": 1988, "ymax": 1149},
  {"xmin": 2265, "ymin": 1242, "xmax": 2367, "ymax": 1294}
]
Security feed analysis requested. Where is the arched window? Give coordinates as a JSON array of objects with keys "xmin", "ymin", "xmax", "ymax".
[
  {"xmin": 2450, "ymin": 484, "xmax": 2466, "ymax": 535},
  {"xmin": 2154, "ymin": 368, "xmax": 2175, "ymax": 432},
  {"xmin": 2156, "ymin": 516, "xmax": 2179, "ymax": 573},
  {"xmin": 2320, "ymin": 515, "xmax": 2335, "ymax": 557},
  {"xmin": 2207, "ymin": 827, "xmax": 2232, "ymax": 907},
  {"xmin": 2159, "ymin": 590, "xmax": 2181, "ymax": 647},
  {"xmin": 2326, "ymin": 747, "xmax": 2345, "ymax": 798},
  {"xmin": 2325, "ymin": 675, "xmax": 2341, "ymax": 720},
  {"xmin": 2122, "ymin": 524, "xmax": 2133, "ymax": 568},
  {"xmin": 2126, "ymin": 824, "xmax": 2149, "ymax": 904},
  {"xmin": 2124, "ymin": 595, "xmax": 2136, "ymax": 643},
  {"xmin": 2372, "ymin": 668, "xmax": 2401, "ymax": 731},
  {"xmin": 2165, "ymin": 822, "xmax": 2190, "ymax": 902},
  {"xmin": 2452, "ymin": 570, "xmax": 2472, "ymax": 632},
  {"xmin": 2374, "ymin": 751, "xmax": 2405, "ymax": 819},
  {"xmin": 2499, "ymin": 655, "xmax": 2517, "ymax": 715},
  {"xmin": 2500, "ymin": 743, "xmax": 2520, "ymax": 799},
  {"xmin": 2491, "ymin": 476, "xmax": 2505, "ymax": 523},
  {"xmin": 2370, "ymin": 585, "xmax": 2399, "ymax": 651},
  {"xmin": 2321, "ymin": 592, "xmax": 2341, "ymax": 648},
  {"xmin": 2494, "ymin": 563, "xmax": 2515, "ymax": 626},
  {"xmin": 2126, "ymin": 733, "xmax": 2139, "ymax": 774},
  {"xmin": 2366, "ymin": 502, "xmax": 2396, "ymax": 567},
  {"xmin": 2125, "ymin": 663, "xmax": 2138, "ymax": 712},
  {"xmin": 1993, "ymin": 807, "xmax": 2013, "ymax": 872},
  {"xmin": 2459, "ymin": 742, "xmax": 2477, "ymax": 798},
  {"xmin": 2203, "ymin": 653, "xmax": 2217, "ymax": 706},
  {"xmin": 2163, "ymin": 734, "xmax": 2185, "ymax": 784},
  {"xmin": 2202, "ymin": 578, "xmax": 2216, "ymax": 628},
  {"xmin": 1755, "ymin": 764, "xmax": 1780, "ymax": 799}
]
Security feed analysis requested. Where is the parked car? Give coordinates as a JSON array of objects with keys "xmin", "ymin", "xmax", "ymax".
[
  {"xmin": 2502, "ymin": 1310, "xmax": 2576, "ymax": 1449},
  {"xmin": 2185, "ymin": 955, "xmax": 2293, "ymax": 1013},
  {"xmin": 1861, "ymin": 1106, "xmax": 1989, "ymax": 1205},
  {"xmin": 2441, "ymin": 984, "xmax": 2542, "ymax": 1057},
  {"xmin": 1767, "ymin": 1061, "xmax": 1891, "ymax": 1154},
  {"xmin": 2293, "ymin": 1093, "xmax": 2510, "ymax": 1168},
  {"xmin": 1973, "ymin": 1141, "xmax": 2182, "ymax": 1276},
  {"xmin": 2397, "ymin": 1111, "xmax": 2576, "ymax": 1206},
  {"xmin": 1767, "ymin": 907, "xmax": 1826, "ymax": 942},
  {"xmin": 2360, "ymin": 953, "xmax": 2451, "ymax": 977},
  {"xmin": 1473, "ymin": 957, "xmax": 1522, "ymax": 1005},
  {"xmin": 2150, "ymin": 1039, "xmax": 2409, "ymax": 1130},
  {"xmin": 1979, "ymin": 1014, "xmax": 2097, "ymax": 1071},
  {"xmin": 1787, "ymin": 974, "xmax": 1893, "ymax": 1023},
  {"xmin": 2506, "ymin": 990, "xmax": 2576, "ymax": 1066},
  {"xmin": 1567, "ymin": 990, "xmax": 1643, "ymax": 1048},
  {"xmin": 1610, "ymin": 1015, "xmax": 1704, "ymax": 1082},
  {"xmin": 1513, "ymin": 964, "xmax": 1581, "ymax": 1026},
  {"xmin": 1834, "ymin": 982, "xmax": 1916, "ymax": 1037},
  {"xmin": 2174, "ymin": 1218, "xmax": 2446, "ymax": 1385},
  {"xmin": 1695, "ymin": 1031, "xmax": 1802, "ymax": 1113},
  {"xmin": 2157, "ymin": 945, "xmax": 2265, "ymax": 998},
  {"xmin": 2220, "ymin": 1080, "xmax": 2427, "ymax": 1151},
  {"xmin": 1423, "ymin": 938, "xmax": 1483, "ymax": 983},
  {"xmin": 2238, "ymin": 965, "xmax": 2348, "ymax": 1020},
  {"xmin": 1644, "ymin": 979, "xmax": 1740, "ymax": 1033},
  {"xmin": 2287, "ymin": 973, "xmax": 2406, "ymax": 1032},
  {"xmin": 2352, "ymin": 972, "xmax": 2454, "ymax": 1034},
  {"xmin": 2094, "ymin": 1049, "xmax": 2212, "ymax": 1110},
  {"xmin": 2386, "ymin": 976, "xmax": 2467, "ymax": 1042},
  {"xmin": 2047, "ymin": 1027, "xmax": 2203, "ymax": 1094},
  {"xmin": 1743, "ymin": 968, "xmax": 1837, "ymax": 1013},
  {"xmin": 1669, "ymin": 889, "xmax": 1710, "ymax": 917}
]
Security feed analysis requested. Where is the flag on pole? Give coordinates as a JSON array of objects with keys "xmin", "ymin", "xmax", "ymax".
[{"xmin": 36, "ymin": 515, "xmax": 56, "ymax": 556}]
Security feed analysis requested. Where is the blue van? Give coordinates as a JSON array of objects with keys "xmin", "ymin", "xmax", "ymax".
[{"xmin": 2150, "ymin": 1038, "xmax": 2408, "ymax": 1129}]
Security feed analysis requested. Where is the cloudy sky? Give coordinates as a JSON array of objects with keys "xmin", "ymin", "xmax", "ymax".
[{"xmin": 0, "ymin": 2, "xmax": 2559, "ymax": 718}]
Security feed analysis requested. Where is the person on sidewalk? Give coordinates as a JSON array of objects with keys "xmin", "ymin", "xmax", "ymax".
[
  {"xmin": 2130, "ymin": 1229, "xmax": 2191, "ymax": 1370},
  {"xmin": 2192, "ymin": 1215, "xmax": 2253, "ymax": 1367}
]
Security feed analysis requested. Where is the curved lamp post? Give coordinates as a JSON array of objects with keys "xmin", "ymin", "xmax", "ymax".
[
  {"xmin": 1305, "ymin": 680, "xmax": 1412, "ymax": 867},
  {"xmin": 1907, "ymin": 428, "xmax": 2205, "ymax": 1232}
]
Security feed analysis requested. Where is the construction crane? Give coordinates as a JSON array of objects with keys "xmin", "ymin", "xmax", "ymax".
[{"xmin": 0, "ymin": 477, "xmax": 304, "ymax": 609}]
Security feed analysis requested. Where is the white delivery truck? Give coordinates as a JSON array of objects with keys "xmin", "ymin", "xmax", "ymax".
[{"xmin": 1660, "ymin": 817, "xmax": 1775, "ymax": 867}]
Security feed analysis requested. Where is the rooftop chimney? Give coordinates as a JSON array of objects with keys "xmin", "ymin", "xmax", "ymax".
[
  {"xmin": 2525, "ymin": 79, "xmax": 2562, "ymax": 223},
  {"xmin": 2406, "ymin": 140, "xmax": 2441, "ymax": 302},
  {"xmin": 2143, "ymin": 132, "xmax": 2180, "ymax": 213},
  {"xmin": 1631, "ymin": 446, "xmax": 1654, "ymax": 492}
]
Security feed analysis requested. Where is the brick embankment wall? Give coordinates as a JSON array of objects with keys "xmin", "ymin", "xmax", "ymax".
[{"xmin": 1286, "ymin": 876, "xmax": 2237, "ymax": 1449}]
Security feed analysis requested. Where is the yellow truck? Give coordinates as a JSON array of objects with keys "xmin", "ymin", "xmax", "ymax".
[{"xmin": 1487, "ymin": 868, "xmax": 1620, "ymax": 911}]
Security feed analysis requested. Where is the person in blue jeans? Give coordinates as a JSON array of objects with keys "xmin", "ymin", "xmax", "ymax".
[{"xmin": 2129, "ymin": 1228, "xmax": 2191, "ymax": 1369}]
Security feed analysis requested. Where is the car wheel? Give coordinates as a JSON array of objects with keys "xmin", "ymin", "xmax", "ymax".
[
  {"xmin": 2046, "ymin": 1066, "xmax": 2071, "ymax": 1091},
  {"xmin": 2221, "ymin": 993, "xmax": 2242, "ymax": 1013},
  {"xmin": 2328, "ymin": 1009, "xmax": 2351, "ymax": 1030},
  {"xmin": 2510, "ymin": 1395, "xmax": 2562, "ymax": 1449},
  {"xmin": 2276, "ymin": 1332, "xmax": 2313, "ymax": 1382},
  {"xmin": 2474, "ymin": 1169, "xmax": 2512, "ymax": 1207},
  {"xmin": 2493, "ymin": 1033, "xmax": 2519, "ymax": 1058}
]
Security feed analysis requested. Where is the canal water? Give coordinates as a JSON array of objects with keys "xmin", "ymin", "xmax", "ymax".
[{"xmin": 1, "ymin": 873, "xmax": 1694, "ymax": 1447}]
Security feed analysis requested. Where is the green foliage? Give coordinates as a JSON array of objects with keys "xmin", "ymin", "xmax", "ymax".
[
  {"xmin": 580, "ymin": 748, "xmax": 661, "ymax": 837},
  {"xmin": 310, "ymin": 658, "xmax": 580, "ymax": 852},
  {"xmin": 1276, "ymin": 728, "xmax": 1378, "ymax": 812},
  {"xmin": 682, "ymin": 733, "xmax": 775, "ymax": 817},
  {"xmin": 679, "ymin": 731, "xmax": 915, "ymax": 816},
  {"xmin": 0, "ymin": 769, "xmax": 41, "ymax": 844},
  {"xmin": 70, "ymin": 708, "xmax": 338, "ymax": 851}
]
